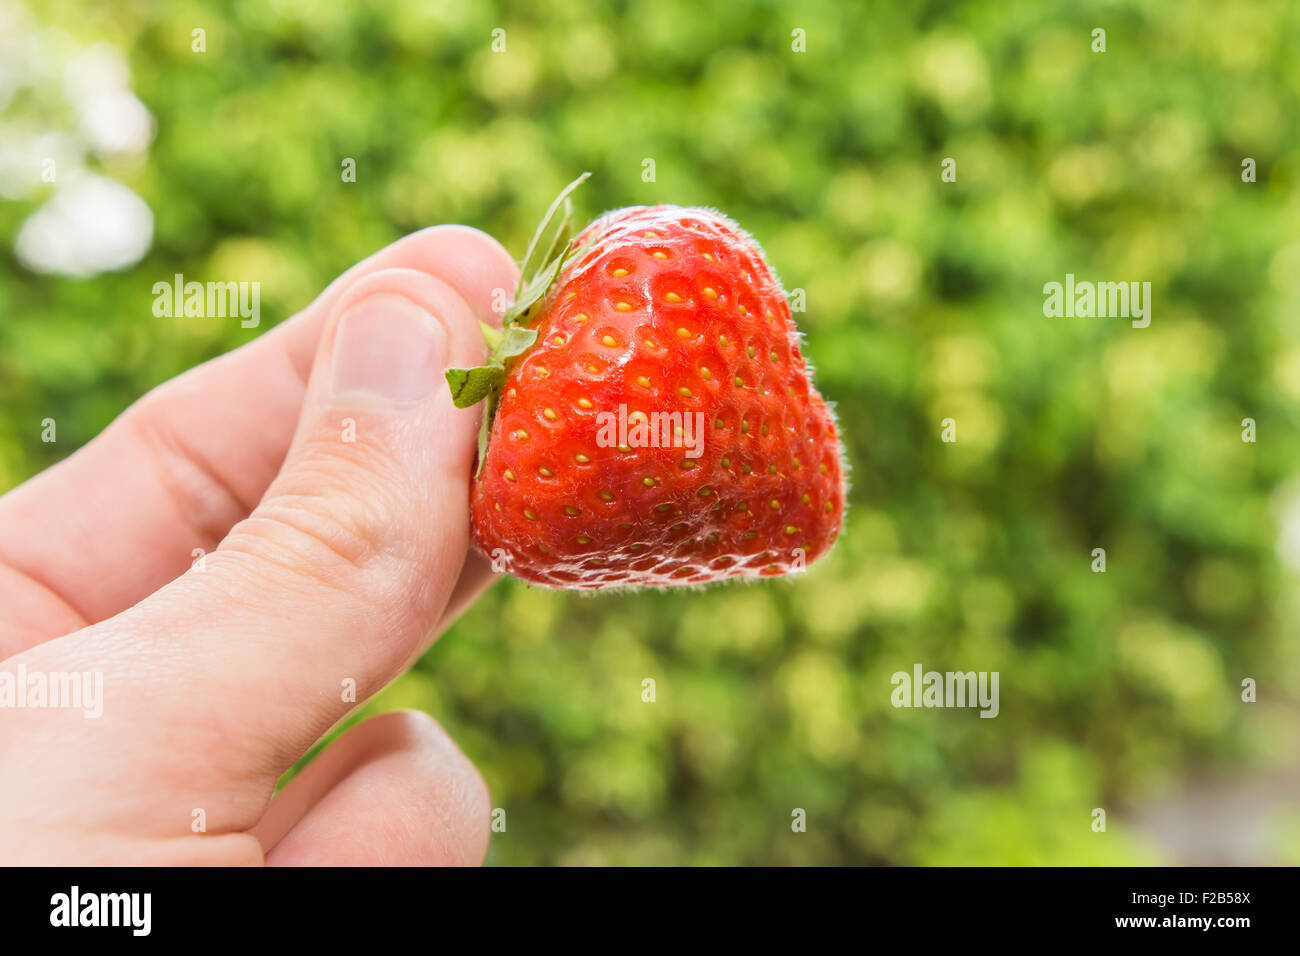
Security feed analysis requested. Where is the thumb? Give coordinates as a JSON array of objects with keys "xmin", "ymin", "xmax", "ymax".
[
  {"xmin": 122, "ymin": 258, "xmax": 505, "ymax": 774},
  {"xmin": 245, "ymin": 263, "xmax": 487, "ymax": 622}
]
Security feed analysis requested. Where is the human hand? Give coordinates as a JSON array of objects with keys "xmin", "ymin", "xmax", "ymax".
[{"xmin": 0, "ymin": 226, "xmax": 518, "ymax": 865}]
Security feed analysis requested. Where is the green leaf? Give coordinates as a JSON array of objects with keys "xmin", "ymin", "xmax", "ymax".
[
  {"xmin": 537, "ymin": 199, "xmax": 574, "ymax": 275},
  {"xmin": 502, "ymin": 231, "xmax": 601, "ymax": 331},
  {"xmin": 517, "ymin": 172, "xmax": 590, "ymax": 297},
  {"xmin": 444, "ymin": 326, "xmax": 537, "ymax": 411},
  {"xmin": 495, "ymin": 324, "xmax": 539, "ymax": 361},
  {"xmin": 479, "ymin": 320, "xmax": 505, "ymax": 351},
  {"xmin": 445, "ymin": 365, "xmax": 505, "ymax": 409},
  {"xmin": 505, "ymin": 252, "xmax": 567, "ymax": 328},
  {"xmin": 559, "ymin": 233, "xmax": 600, "ymax": 273},
  {"xmin": 473, "ymin": 392, "xmax": 495, "ymax": 478}
]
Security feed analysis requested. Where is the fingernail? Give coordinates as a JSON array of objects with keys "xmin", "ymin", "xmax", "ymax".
[{"xmin": 329, "ymin": 295, "xmax": 446, "ymax": 403}]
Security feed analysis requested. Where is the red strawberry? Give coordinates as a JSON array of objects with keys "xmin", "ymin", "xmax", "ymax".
[{"xmin": 446, "ymin": 175, "xmax": 846, "ymax": 589}]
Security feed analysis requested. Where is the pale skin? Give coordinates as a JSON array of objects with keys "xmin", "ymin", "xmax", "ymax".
[{"xmin": 0, "ymin": 226, "xmax": 518, "ymax": 865}]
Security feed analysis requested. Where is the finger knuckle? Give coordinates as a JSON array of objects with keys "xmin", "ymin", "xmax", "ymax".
[{"xmin": 225, "ymin": 448, "xmax": 419, "ymax": 600}]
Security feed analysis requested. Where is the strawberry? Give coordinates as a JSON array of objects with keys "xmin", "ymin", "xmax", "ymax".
[{"xmin": 446, "ymin": 174, "xmax": 846, "ymax": 589}]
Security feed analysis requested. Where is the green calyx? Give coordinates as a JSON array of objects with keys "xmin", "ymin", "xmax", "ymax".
[{"xmin": 444, "ymin": 171, "xmax": 594, "ymax": 475}]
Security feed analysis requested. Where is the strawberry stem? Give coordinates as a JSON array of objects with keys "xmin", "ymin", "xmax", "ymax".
[{"xmin": 444, "ymin": 171, "xmax": 593, "ymax": 475}]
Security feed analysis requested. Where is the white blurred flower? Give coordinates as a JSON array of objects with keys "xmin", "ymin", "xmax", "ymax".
[
  {"xmin": 76, "ymin": 87, "xmax": 154, "ymax": 155},
  {"xmin": 0, "ymin": 125, "xmax": 82, "ymax": 199},
  {"xmin": 1, "ymin": 4, "xmax": 156, "ymax": 275},
  {"xmin": 0, "ymin": 1, "xmax": 40, "ymax": 110},
  {"xmin": 63, "ymin": 42, "xmax": 130, "ymax": 97},
  {"xmin": 15, "ymin": 172, "xmax": 153, "ymax": 277},
  {"xmin": 64, "ymin": 43, "xmax": 154, "ymax": 155},
  {"xmin": 1275, "ymin": 487, "xmax": 1300, "ymax": 572}
]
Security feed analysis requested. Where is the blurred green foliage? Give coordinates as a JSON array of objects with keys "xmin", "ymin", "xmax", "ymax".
[{"xmin": 4, "ymin": 0, "xmax": 1300, "ymax": 864}]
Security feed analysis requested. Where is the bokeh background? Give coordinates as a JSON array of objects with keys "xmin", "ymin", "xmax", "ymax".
[{"xmin": 4, "ymin": 0, "xmax": 1300, "ymax": 864}]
